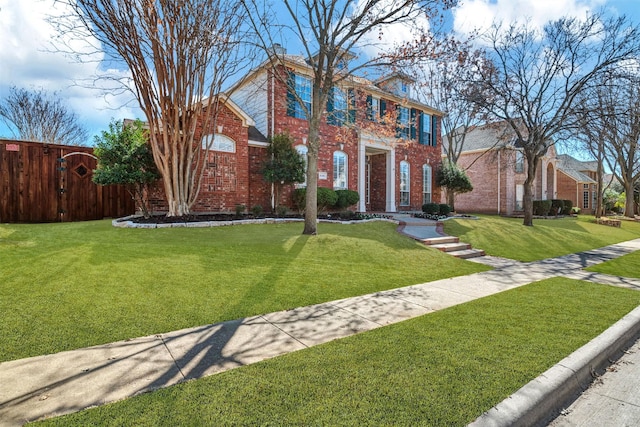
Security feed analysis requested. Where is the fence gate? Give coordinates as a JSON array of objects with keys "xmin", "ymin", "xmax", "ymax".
[{"xmin": 1, "ymin": 139, "xmax": 135, "ymax": 223}]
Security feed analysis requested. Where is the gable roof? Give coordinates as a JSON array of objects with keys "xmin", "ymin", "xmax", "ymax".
[
  {"xmin": 556, "ymin": 154, "xmax": 596, "ymax": 184},
  {"xmin": 449, "ymin": 122, "xmax": 521, "ymax": 154}
]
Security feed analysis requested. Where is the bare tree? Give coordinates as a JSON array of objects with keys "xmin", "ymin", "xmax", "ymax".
[
  {"xmin": 574, "ymin": 70, "xmax": 640, "ymax": 218},
  {"xmin": 0, "ymin": 86, "xmax": 88, "ymax": 145},
  {"xmin": 413, "ymin": 47, "xmax": 483, "ymax": 208},
  {"xmin": 467, "ymin": 14, "xmax": 640, "ymax": 226},
  {"xmin": 241, "ymin": 0, "xmax": 456, "ymax": 235},
  {"xmin": 59, "ymin": 0, "xmax": 252, "ymax": 216}
]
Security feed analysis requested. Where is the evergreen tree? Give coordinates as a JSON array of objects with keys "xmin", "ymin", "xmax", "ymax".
[
  {"xmin": 262, "ymin": 133, "xmax": 305, "ymax": 212},
  {"xmin": 93, "ymin": 119, "xmax": 160, "ymax": 218}
]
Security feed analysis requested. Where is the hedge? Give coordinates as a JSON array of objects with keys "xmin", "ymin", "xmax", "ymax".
[
  {"xmin": 533, "ymin": 200, "xmax": 552, "ymax": 216},
  {"xmin": 334, "ymin": 189, "xmax": 360, "ymax": 209},
  {"xmin": 293, "ymin": 187, "xmax": 355, "ymax": 213},
  {"xmin": 422, "ymin": 203, "xmax": 440, "ymax": 215}
]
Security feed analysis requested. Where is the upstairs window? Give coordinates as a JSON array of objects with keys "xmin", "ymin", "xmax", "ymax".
[
  {"xmin": 515, "ymin": 151, "xmax": 524, "ymax": 173},
  {"xmin": 327, "ymin": 87, "xmax": 355, "ymax": 126},
  {"xmin": 367, "ymin": 96, "xmax": 380, "ymax": 122},
  {"xmin": 287, "ymin": 73, "xmax": 312, "ymax": 119},
  {"xmin": 419, "ymin": 113, "xmax": 437, "ymax": 146},
  {"xmin": 397, "ymin": 106, "xmax": 410, "ymax": 139}
]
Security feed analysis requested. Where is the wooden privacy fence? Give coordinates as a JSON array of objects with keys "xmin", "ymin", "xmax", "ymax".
[{"xmin": 0, "ymin": 139, "xmax": 135, "ymax": 223}]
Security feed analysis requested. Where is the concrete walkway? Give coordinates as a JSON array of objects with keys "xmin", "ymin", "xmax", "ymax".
[{"xmin": 1, "ymin": 218, "xmax": 640, "ymax": 426}]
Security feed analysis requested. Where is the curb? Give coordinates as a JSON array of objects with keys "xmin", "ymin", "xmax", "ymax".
[{"xmin": 469, "ymin": 305, "xmax": 640, "ymax": 427}]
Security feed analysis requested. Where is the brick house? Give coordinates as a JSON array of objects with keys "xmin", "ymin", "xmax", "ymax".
[
  {"xmin": 445, "ymin": 122, "xmax": 600, "ymax": 215},
  {"xmin": 446, "ymin": 122, "xmax": 558, "ymax": 215},
  {"xmin": 555, "ymin": 154, "xmax": 597, "ymax": 214},
  {"xmin": 149, "ymin": 52, "xmax": 443, "ymax": 214}
]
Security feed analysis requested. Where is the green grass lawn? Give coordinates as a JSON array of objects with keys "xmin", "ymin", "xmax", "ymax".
[
  {"xmin": 36, "ymin": 278, "xmax": 640, "ymax": 427},
  {"xmin": 443, "ymin": 215, "xmax": 640, "ymax": 262},
  {"xmin": 586, "ymin": 250, "xmax": 640, "ymax": 279},
  {"xmin": 0, "ymin": 220, "xmax": 489, "ymax": 362}
]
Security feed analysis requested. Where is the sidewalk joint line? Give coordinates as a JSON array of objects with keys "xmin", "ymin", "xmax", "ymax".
[
  {"xmin": 157, "ymin": 334, "xmax": 186, "ymax": 380},
  {"xmin": 258, "ymin": 315, "xmax": 310, "ymax": 348}
]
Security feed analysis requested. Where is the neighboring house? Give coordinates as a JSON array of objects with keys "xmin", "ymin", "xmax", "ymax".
[
  {"xmin": 445, "ymin": 122, "xmax": 557, "ymax": 216},
  {"xmin": 555, "ymin": 154, "xmax": 597, "ymax": 214},
  {"xmin": 444, "ymin": 122, "xmax": 600, "ymax": 215},
  {"xmin": 148, "ymin": 50, "xmax": 443, "ymax": 214}
]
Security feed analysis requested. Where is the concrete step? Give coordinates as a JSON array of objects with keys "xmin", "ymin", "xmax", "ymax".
[
  {"xmin": 448, "ymin": 249, "xmax": 486, "ymax": 259},
  {"xmin": 431, "ymin": 242, "xmax": 471, "ymax": 252},
  {"xmin": 421, "ymin": 236, "xmax": 459, "ymax": 245}
]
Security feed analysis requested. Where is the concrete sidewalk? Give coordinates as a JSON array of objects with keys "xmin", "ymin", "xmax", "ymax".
[{"xmin": 1, "ymin": 221, "xmax": 639, "ymax": 425}]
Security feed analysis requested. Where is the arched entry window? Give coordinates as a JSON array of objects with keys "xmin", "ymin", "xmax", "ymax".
[
  {"xmin": 201, "ymin": 134, "xmax": 236, "ymax": 153},
  {"xmin": 295, "ymin": 145, "xmax": 308, "ymax": 187},
  {"xmin": 423, "ymin": 164, "xmax": 432, "ymax": 204},
  {"xmin": 333, "ymin": 151, "xmax": 348, "ymax": 189},
  {"xmin": 400, "ymin": 161, "xmax": 410, "ymax": 206}
]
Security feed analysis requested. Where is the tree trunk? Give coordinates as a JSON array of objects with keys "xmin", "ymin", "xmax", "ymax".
[
  {"xmin": 303, "ymin": 121, "xmax": 320, "ymax": 235},
  {"xmin": 625, "ymin": 182, "xmax": 635, "ymax": 218},
  {"xmin": 447, "ymin": 190, "xmax": 455, "ymax": 212},
  {"xmin": 594, "ymin": 138, "xmax": 604, "ymax": 218},
  {"xmin": 522, "ymin": 151, "xmax": 538, "ymax": 227}
]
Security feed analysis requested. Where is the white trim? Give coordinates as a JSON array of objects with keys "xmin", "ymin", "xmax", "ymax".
[
  {"xmin": 358, "ymin": 131, "xmax": 397, "ymax": 212},
  {"xmin": 358, "ymin": 141, "xmax": 367, "ymax": 211},
  {"xmin": 387, "ymin": 150, "xmax": 396, "ymax": 212},
  {"xmin": 248, "ymin": 140, "xmax": 269, "ymax": 148}
]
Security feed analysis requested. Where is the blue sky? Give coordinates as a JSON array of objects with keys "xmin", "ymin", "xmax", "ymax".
[{"xmin": 1, "ymin": 0, "xmax": 639, "ymax": 145}]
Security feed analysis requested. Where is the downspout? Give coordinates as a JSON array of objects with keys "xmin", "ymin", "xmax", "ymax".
[{"xmin": 271, "ymin": 70, "xmax": 276, "ymax": 211}]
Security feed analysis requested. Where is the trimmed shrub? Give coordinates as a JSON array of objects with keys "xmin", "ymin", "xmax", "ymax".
[
  {"xmin": 550, "ymin": 199, "xmax": 565, "ymax": 216},
  {"xmin": 317, "ymin": 187, "xmax": 338, "ymax": 212},
  {"xmin": 439, "ymin": 204, "xmax": 451, "ymax": 216},
  {"xmin": 251, "ymin": 205, "xmax": 264, "ymax": 217},
  {"xmin": 422, "ymin": 203, "xmax": 440, "ymax": 215},
  {"xmin": 276, "ymin": 205, "xmax": 288, "ymax": 217},
  {"xmin": 334, "ymin": 189, "xmax": 360, "ymax": 209},
  {"xmin": 235, "ymin": 204, "xmax": 246, "ymax": 217},
  {"xmin": 562, "ymin": 200, "xmax": 573, "ymax": 215},
  {"xmin": 533, "ymin": 200, "xmax": 552, "ymax": 216}
]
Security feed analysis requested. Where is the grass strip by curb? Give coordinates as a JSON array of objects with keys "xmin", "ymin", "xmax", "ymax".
[{"xmin": 35, "ymin": 278, "xmax": 640, "ymax": 426}]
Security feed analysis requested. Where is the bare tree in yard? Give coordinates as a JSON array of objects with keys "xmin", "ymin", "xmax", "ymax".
[
  {"xmin": 60, "ymin": 0, "xmax": 251, "ymax": 216},
  {"xmin": 466, "ymin": 14, "xmax": 640, "ymax": 226},
  {"xmin": 242, "ymin": 0, "xmax": 457, "ymax": 235},
  {"xmin": 413, "ymin": 48, "xmax": 482, "ymax": 209},
  {"xmin": 0, "ymin": 86, "xmax": 88, "ymax": 145},
  {"xmin": 574, "ymin": 71, "xmax": 640, "ymax": 218}
]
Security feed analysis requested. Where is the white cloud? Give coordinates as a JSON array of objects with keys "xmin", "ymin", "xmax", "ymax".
[
  {"xmin": 0, "ymin": 0, "xmax": 141, "ymax": 142},
  {"xmin": 453, "ymin": 0, "xmax": 607, "ymax": 36},
  {"xmin": 352, "ymin": 0, "xmax": 431, "ymax": 58}
]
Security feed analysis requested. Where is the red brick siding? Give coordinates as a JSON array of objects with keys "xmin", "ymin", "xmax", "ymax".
[
  {"xmin": 148, "ymin": 102, "xmax": 253, "ymax": 213},
  {"xmin": 148, "ymin": 66, "xmax": 444, "ymax": 214}
]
